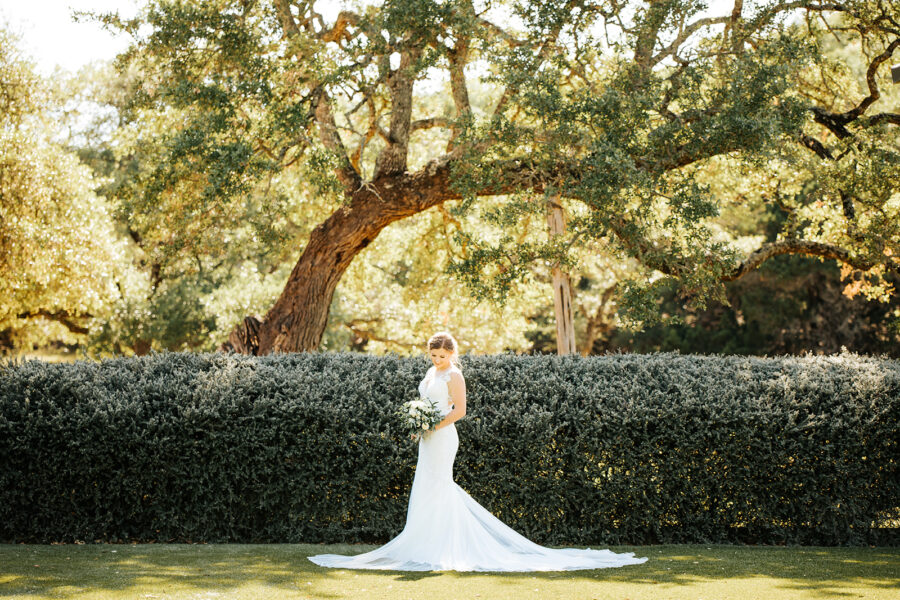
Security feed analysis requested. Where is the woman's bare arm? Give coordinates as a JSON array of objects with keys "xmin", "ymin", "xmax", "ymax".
[{"xmin": 434, "ymin": 372, "xmax": 466, "ymax": 431}]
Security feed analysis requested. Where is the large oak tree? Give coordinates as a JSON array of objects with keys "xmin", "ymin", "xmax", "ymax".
[{"xmin": 96, "ymin": 0, "xmax": 900, "ymax": 354}]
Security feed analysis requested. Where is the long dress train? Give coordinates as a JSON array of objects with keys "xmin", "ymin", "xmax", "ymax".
[{"xmin": 308, "ymin": 365, "xmax": 648, "ymax": 572}]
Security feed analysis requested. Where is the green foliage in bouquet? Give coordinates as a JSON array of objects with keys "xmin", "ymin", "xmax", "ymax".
[{"xmin": 398, "ymin": 397, "xmax": 443, "ymax": 442}]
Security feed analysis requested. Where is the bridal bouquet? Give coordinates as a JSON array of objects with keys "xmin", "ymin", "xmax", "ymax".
[{"xmin": 398, "ymin": 397, "xmax": 442, "ymax": 441}]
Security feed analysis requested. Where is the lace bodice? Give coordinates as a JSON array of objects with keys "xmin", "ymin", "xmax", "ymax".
[{"xmin": 418, "ymin": 365, "xmax": 458, "ymax": 417}]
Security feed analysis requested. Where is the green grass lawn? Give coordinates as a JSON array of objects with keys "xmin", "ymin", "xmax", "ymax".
[{"xmin": 1, "ymin": 543, "xmax": 897, "ymax": 599}]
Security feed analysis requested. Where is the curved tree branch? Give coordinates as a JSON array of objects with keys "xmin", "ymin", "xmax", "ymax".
[
  {"xmin": 650, "ymin": 16, "xmax": 730, "ymax": 68},
  {"xmin": 723, "ymin": 238, "xmax": 888, "ymax": 281},
  {"xmin": 860, "ymin": 112, "xmax": 900, "ymax": 127},
  {"xmin": 16, "ymin": 309, "xmax": 92, "ymax": 335},
  {"xmin": 412, "ymin": 117, "xmax": 452, "ymax": 131},
  {"xmin": 839, "ymin": 37, "xmax": 900, "ymax": 123},
  {"xmin": 273, "ymin": 0, "xmax": 360, "ymax": 190}
]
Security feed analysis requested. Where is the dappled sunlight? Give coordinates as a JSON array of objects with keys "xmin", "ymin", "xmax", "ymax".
[
  {"xmin": 1, "ymin": 544, "xmax": 330, "ymax": 599},
  {"xmin": 1, "ymin": 544, "xmax": 896, "ymax": 599}
]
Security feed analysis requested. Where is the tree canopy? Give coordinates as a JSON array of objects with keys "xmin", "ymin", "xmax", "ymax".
[
  {"xmin": 0, "ymin": 27, "xmax": 139, "ymax": 354},
  {"xmin": 76, "ymin": 0, "xmax": 900, "ymax": 353}
]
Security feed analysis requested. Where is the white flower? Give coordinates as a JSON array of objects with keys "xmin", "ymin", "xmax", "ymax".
[{"xmin": 422, "ymin": 424, "xmax": 429, "ymax": 430}]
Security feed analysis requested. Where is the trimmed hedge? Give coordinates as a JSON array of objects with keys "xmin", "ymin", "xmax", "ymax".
[{"xmin": 0, "ymin": 350, "xmax": 897, "ymax": 546}]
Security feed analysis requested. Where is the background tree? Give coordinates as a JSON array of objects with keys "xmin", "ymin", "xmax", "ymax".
[
  {"xmin": 449, "ymin": 1, "xmax": 900, "ymax": 331},
  {"xmin": 596, "ymin": 14, "xmax": 900, "ymax": 357},
  {"xmin": 0, "ymin": 26, "xmax": 139, "ymax": 357},
  {"xmin": 54, "ymin": 50, "xmax": 543, "ymax": 357},
  {"xmin": 88, "ymin": 0, "xmax": 898, "ymax": 355}
]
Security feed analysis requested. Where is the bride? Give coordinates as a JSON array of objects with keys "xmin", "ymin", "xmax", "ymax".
[{"xmin": 308, "ymin": 332, "xmax": 648, "ymax": 572}]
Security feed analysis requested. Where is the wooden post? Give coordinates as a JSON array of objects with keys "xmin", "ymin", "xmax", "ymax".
[{"xmin": 546, "ymin": 196, "xmax": 577, "ymax": 355}]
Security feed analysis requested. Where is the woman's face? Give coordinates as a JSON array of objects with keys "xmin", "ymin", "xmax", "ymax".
[{"xmin": 429, "ymin": 347, "xmax": 452, "ymax": 370}]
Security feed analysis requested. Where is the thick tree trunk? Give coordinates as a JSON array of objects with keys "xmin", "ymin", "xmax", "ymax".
[
  {"xmin": 546, "ymin": 198, "xmax": 577, "ymax": 355},
  {"xmin": 220, "ymin": 162, "xmax": 458, "ymax": 355}
]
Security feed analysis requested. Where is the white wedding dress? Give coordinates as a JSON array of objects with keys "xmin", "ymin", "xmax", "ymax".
[{"xmin": 308, "ymin": 365, "xmax": 648, "ymax": 572}]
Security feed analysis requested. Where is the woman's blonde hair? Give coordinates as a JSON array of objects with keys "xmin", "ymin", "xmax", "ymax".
[{"xmin": 428, "ymin": 331, "xmax": 460, "ymax": 368}]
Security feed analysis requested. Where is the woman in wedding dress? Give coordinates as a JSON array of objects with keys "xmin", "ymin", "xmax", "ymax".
[{"xmin": 308, "ymin": 332, "xmax": 648, "ymax": 572}]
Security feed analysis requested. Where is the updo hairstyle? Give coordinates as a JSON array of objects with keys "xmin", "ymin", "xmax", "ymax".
[{"xmin": 428, "ymin": 331, "xmax": 460, "ymax": 369}]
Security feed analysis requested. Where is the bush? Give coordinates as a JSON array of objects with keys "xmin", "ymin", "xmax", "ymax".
[{"xmin": 0, "ymin": 349, "xmax": 896, "ymax": 545}]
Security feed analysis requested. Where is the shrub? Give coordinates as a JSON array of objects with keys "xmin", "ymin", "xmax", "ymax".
[{"xmin": 0, "ymin": 350, "xmax": 896, "ymax": 545}]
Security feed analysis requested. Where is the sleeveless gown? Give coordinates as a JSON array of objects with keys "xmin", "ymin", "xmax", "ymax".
[{"xmin": 308, "ymin": 365, "xmax": 648, "ymax": 572}]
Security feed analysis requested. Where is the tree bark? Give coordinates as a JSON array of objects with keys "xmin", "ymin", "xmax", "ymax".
[
  {"xmin": 220, "ymin": 160, "xmax": 460, "ymax": 354},
  {"xmin": 546, "ymin": 197, "xmax": 577, "ymax": 355}
]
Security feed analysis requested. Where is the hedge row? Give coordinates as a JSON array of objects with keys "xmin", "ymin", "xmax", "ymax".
[{"xmin": 0, "ymin": 350, "xmax": 897, "ymax": 545}]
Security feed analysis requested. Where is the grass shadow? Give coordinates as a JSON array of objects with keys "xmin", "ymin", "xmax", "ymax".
[{"xmin": 0, "ymin": 543, "xmax": 896, "ymax": 599}]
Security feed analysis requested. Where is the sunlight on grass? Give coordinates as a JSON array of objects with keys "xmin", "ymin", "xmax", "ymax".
[{"xmin": 0, "ymin": 544, "xmax": 896, "ymax": 599}]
